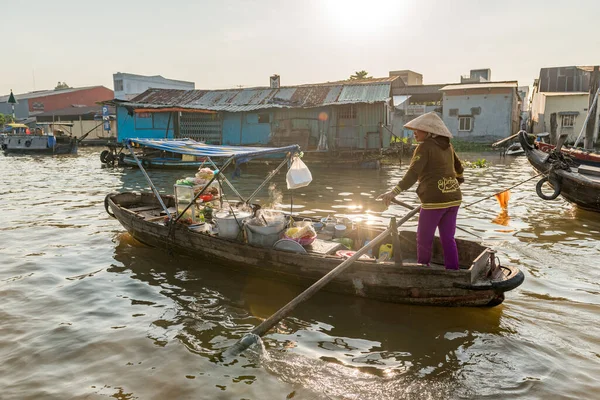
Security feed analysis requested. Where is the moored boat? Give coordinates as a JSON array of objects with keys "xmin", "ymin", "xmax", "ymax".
[
  {"xmin": 519, "ymin": 131, "xmax": 600, "ymax": 212},
  {"xmin": 1, "ymin": 122, "xmax": 77, "ymax": 155},
  {"xmin": 535, "ymin": 140, "xmax": 600, "ymax": 168},
  {"xmin": 504, "ymin": 142, "xmax": 524, "ymax": 156}
]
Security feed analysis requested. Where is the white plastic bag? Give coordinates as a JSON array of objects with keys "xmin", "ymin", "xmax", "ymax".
[{"xmin": 286, "ymin": 157, "xmax": 313, "ymax": 189}]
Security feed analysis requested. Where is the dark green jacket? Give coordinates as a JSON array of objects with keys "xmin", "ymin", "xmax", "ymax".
[{"xmin": 393, "ymin": 136, "xmax": 463, "ymax": 209}]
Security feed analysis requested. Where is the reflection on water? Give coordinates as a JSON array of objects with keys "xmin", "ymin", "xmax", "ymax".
[{"xmin": 1, "ymin": 148, "xmax": 599, "ymax": 399}]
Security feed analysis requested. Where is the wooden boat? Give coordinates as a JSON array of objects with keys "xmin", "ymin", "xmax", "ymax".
[
  {"xmin": 535, "ymin": 140, "xmax": 600, "ymax": 168},
  {"xmin": 519, "ymin": 131, "xmax": 600, "ymax": 212},
  {"xmin": 105, "ymin": 191, "xmax": 524, "ymax": 307},
  {"xmin": 504, "ymin": 142, "xmax": 524, "ymax": 156},
  {"xmin": 1, "ymin": 122, "xmax": 77, "ymax": 155},
  {"xmin": 100, "ymin": 144, "xmax": 208, "ymax": 169},
  {"xmin": 119, "ymin": 154, "xmax": 209, "ymax": 169}
]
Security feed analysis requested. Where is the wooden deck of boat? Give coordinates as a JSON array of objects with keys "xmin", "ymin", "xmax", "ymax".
[{"xmin": 129, "ymin": 203, "xmax": 454, "ymax": 269}]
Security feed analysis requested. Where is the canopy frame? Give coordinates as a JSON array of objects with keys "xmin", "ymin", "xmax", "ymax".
[{"xmin": 125, "ymin": 138, "xmax": 300, "ymax": 223}]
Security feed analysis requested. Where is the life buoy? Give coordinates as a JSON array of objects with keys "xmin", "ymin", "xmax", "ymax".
[
  {"xmin": 536, "ymin": 176, "xmax": 562, "ymax": 200},
  {"xmin": 25, "ymin": 140, "xmax": 32, "ymax": 148}
]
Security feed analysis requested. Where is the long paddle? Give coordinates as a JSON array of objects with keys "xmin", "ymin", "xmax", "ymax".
[{"xmin": 224, "ymin": 204, "xmax": 421, "ymax": 357}]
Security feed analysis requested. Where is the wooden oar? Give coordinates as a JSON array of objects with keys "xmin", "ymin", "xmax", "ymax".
[
  {"xmin": 224, "ymin": 205, "xmax": 421, "ymax": 357},
  {"xmin": 491, "ymin": 131, "xmax": 521, "ymax": 148}
]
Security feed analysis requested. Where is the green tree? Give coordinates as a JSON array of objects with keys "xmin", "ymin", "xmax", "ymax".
[
  {"xmin": 0, "ymin": 113, "xmax": 14, "ymax": 127},
  {"xmin": 55, "ymin": 81, "xmax": 71, "ymax": 90},
  {"xmin": 349, "ymin": 70, "xmax": 371, "ymax": 80}
]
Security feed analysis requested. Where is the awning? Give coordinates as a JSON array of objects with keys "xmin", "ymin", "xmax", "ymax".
[
  {"xmin": 127, "ymin": 138, "xmax": 300, "ymax": 162},
  {"xmin": 134, "ymin": 108, "xmax": 216, "ymax": 114}
]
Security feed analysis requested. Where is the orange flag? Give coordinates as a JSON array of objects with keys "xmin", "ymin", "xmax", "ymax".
[{"xmin": 494, "ymin": 190, "xmax": 511, "ymax": 210}]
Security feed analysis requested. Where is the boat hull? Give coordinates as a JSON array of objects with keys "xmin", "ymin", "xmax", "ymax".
[
  {"xmin": 2, "ymin": 134, "xmax": 77, "ymax": 155},
  {"xmin": 519, "ymin": 132, "xmax": 600, "ymax": 212},
  {"xmin": 120, "ymin": 155, "xmax": 208, "ymax": 169},
  {"xmin": 106, "ymin": 192, "xmax": 523, "ymax": 307}
]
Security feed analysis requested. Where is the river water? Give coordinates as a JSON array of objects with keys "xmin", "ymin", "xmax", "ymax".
[{"xmin": 1, "ymin": 148, "xmax": 599, "ymax": 399}]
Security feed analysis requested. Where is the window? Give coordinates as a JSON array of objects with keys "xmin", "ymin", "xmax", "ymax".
[
  {"xmin": 458, "ymin": 116, "xmax": 473, "ymax": 132},
  {"xmin": 339, "ymin": 105, "xmax": 357, "ymax": 119},
  {"xmin": 114, "ymin": 79, "xmax": 124, "ymax": 91},
  {"xmin": 561, "ymin": 114, "xmax": 575, "ymax": 128},
  {"xmin": 258, "ymin": 113, "xmax": 271, "ymax": 123}
]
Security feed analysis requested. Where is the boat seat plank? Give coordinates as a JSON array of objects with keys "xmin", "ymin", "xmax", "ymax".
[
  {"xmin": 305, "ymin": 239, "xmax": 347, "ymax": 255},
  {"xmin": 470, "ymin": 250, "xmax": 491, "ymax": 283},
  {"xmin": 129, "ymin": 205, "xmax": 163, "ymax": 212},
  {"xmin": 578, "ymin": 164, "xmax": 600, "ymax": 178}
]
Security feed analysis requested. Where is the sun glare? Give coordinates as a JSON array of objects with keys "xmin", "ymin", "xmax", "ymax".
[{"xmin": 322, "ymin": 0, "xmax": 401, "ymax": 35}]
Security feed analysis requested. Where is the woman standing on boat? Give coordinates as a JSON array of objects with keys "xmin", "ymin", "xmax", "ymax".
[{"xmin": 378, "ymin": 112, "xmax": 464, "ymax": 270}]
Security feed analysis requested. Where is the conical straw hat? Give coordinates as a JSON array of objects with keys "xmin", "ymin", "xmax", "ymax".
[{"xmin": 404, "ymin": 112, "xmax": 453, "ymax": 138}]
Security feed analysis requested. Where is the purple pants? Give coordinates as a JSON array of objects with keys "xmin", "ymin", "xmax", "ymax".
[{"xmin": 417, "ymin": 206, "xmax": 460, "ymax": 270}]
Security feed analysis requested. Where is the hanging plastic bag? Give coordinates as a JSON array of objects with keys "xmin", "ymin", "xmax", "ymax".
[{"xmin": 286, "ymin": 157, "xmax": 312, "ymax": 189}]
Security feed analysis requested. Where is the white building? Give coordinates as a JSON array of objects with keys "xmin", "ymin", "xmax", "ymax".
[
  {"xmin": 531, "ymin": 92, "xmax": 598, "ymax": 143},
  {"xmin": 112, "ymin": 73, "xmax": 195, "ymax": 100},
  {"xmin": 440, "ymin": 82, "xmax": 520, "ymax": 142}
]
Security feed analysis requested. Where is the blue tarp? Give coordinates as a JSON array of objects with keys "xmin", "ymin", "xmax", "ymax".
[{"xmin": 127, "ymin": 138, "xmax": 300, "ymax": 163}]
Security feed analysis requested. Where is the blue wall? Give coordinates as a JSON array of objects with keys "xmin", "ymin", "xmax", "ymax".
[
  {"xmin": 222, "ymin": 112, "xmax": 272, "ymax": 145},
  {"xmin": 0, "ymin": 100, "xmax": 30, "ymax": 119},
  {"xmin": 442, "ymin": 92, "xmax": 515, "ymax": 141},
  {"xmin": 116, "ymin": 107, "xmax": 175, "ymax": 142}
]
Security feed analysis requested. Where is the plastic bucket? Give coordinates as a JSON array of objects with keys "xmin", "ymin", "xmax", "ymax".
[
  {"xmin": 334, "ymin": 224, "xmax": 347, "ymax": 238},
  {"xmin": 246, "ymin": 221, "xmax": 285, "ymax": 236},
  {"xmin": 245, "ymin": 224, "xmax": 284, "ymax": 247},
  {"xmin": 214, "ymin": 210, "xmax": 251, "ymax": 239}
]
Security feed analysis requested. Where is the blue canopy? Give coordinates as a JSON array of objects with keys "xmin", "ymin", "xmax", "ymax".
[{"xmin": 127, "ymin": 138, "xmax": 300, "ymax": 162}]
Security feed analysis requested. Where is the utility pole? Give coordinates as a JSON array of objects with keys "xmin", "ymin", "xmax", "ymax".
[{"xmin": 584, "ymin": 66, "xmax": 599, "ymax": 149}]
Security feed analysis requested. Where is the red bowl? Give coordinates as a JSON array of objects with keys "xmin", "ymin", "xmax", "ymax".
[{"xmin": 199, "ymin": 194, "xmax": 213, "ymax": 202}]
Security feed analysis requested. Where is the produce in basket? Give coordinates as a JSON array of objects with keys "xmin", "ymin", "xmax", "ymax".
[{"xmin": 284, "ymin": 225, "xmax": 316, "ymax": 245}]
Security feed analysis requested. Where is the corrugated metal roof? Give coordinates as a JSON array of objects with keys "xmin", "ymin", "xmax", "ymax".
[
  {"xmin": 35, "ymin": 105, "xmax": 115, "ymax": 117},
  {"xmin": 0, "ymin": 86, "xmax": 107, "ymax": 102},
  {"xmin": 123, "ymin": 78, "xmax": 395, "ymax": 112},
  {"xmin": 440, "ymin": 82, "xmax": 518, "ymax": 91}
]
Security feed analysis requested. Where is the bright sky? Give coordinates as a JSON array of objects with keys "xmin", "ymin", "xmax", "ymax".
[{"xmin": 2, "ymin": 0, "xmax": 599, "ymax": 95}]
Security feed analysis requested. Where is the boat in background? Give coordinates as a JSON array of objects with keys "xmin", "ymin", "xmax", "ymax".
[
  {"xmin": 534, "ymin": 139, "xmax": 600, "ymax": 167},
  {"xmin": 1, "ymin": 122, "xmax": 77, "ymax": 155},
  {"xmin": 504, "ymin": 142, "xmax": 525, "ymax": 156},
  {"xmin": 519, "ymin": 131, "xmax": 600, "ymax": 212}
]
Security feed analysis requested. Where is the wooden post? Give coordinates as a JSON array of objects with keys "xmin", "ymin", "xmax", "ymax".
[
  {"xmin": 174, "ymin": 111, "xmax": 180, "ymax": 138},
  {"xmin": 584, "ymin": 66, "xmax": 599, "ymax": 149}
]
